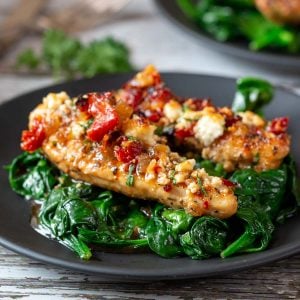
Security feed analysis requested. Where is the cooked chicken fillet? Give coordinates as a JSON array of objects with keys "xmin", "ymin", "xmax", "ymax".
[
  {"xmin": 255, "ymin": 0, "xmax": 300, "ymax": 24},
  {"xmin": 21, "ymin": 91, "xmax": 237, "ymax": 219},
  {"xmin": 118, "ymin": 65, "xmax": 290, "ymax": 172}
]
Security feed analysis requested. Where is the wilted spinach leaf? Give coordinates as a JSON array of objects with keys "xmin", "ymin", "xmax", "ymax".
[
  {"xmin": 7, "ymin": 151, "xmax": 58, "ymax": 200},
  {"xmin": 232, "ymin": 77, "xmax": 274, "ymax": 114},
  {"xmin": 181, "ymin": 216, "xmax": 229, "ymax": 259},
  {"xmin": 146, "ymin": 216, "xmax": 183, "ymax": 258},
  {"xmin": 231, "ymin": 166, "xmax": 287, "ymax": 219},
  {"xmin": 221, "ymin": 205, "xmax": 274, "ymax": 257}
]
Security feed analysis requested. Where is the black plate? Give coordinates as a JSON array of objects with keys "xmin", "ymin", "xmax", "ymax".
[
  {"xmin": 0, "ymin": 73, "xmax": 299, "ymax": 280},
  {"xmin": 155, "ymin": 1, "xmax": 300, "ymax": 70}
]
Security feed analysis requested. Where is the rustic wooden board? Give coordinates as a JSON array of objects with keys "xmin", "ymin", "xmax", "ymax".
[{"xmin": 0, "ymin": 246, "xmax": 299, "ymax": 299}]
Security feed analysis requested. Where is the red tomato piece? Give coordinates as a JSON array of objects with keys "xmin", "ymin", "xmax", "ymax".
[
  {"xmin": 163, "ymin": 184, "xmax": 172, "ymax": 192},
  {"xmin": 21, "ymin": 118, "xmax": 46, "ymax": 152},
  {"xmin": 87, "ymin": 92, "xmax": 114, "ymax": 117},
  {"xmin": 87, "ymin": 110, "xmax": 119, "ymax": 142},
  {"xmin": 144, "ymin": 110, "xmax": 161, "ymax": 122},
  {"xmin": 75, "ymin": 94, "xmax": 89, "ymax": 112},
  {"xmin": 149, "ymin": 86, "xmax": 173, "ymax": 103},
  {"xmin": 221, "ymin": 178, "xmax": 236, "ymax": 188},
  {"xmin": 114, "ymin": 140, "xmax": 143, "ymax": 163},
  {"xmin": 174, "ymin": 127, "xmax": 194, "ymax": 139},
  {"xmin": 184, "ymin": 98, "xmax": 212, "ymax": 111},
  {"xmin": 225, "ymin": 115, "xmax": 242, "ymax": 127},
  {"xmin": 122, "ymin": 88, "xmax": 143, "ymax": 109},
  {"xmin": 203, "ymin": 200, "xmax": 209, "ymax": 209},
  {"xmin": 268, "ymin": 117, "xmax": 289, "ymax": 135},
  {"xmin": 152, "ymin": 73, "xmax": 162, "ymax": 85}
]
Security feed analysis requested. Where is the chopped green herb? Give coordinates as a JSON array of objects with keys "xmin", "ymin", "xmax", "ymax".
[
  {"xmin": 126, "ymin": 164, "xmax": 135, "ymax": 187},
  {"xmin": 127, "ymin": 136, "xmax": 137, "ymax": 141},
  {"xmin": 80, "ymin": 119, "xmax": 94, "ymax": 131},
  {"xmin": 154, "ymin": 126, "xmax": 164, "ymax": 136},
  {"xmin": 197, "ymin": 175, "xmax": 208, "ymax": 196},
  {"xmin": 182, "ymin": 104, "xmax": 190, "ymax": 112},
  {"xmin": 253, "ymin": 153, "xmax": 260, "ymax": 165},
  {"xmin": 170, "ymin": 170, "xmax": 177, "ymax": 185},
  {"xmin": 184, "ymin": 117, "xmax": 199, "ymax": 121}
]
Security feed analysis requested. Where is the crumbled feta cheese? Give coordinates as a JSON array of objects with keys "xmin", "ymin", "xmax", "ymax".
[
  {"xmin": 163, "ymin": 100, "xmax": 182, "ymax": 122},
  {"xmin": 157, "ymin": 172, "xmax": 171, "ymax": 185},
  {"xmin": 187, "ymin": 182, "xmax": 200, "ymax": 194},
  {"xmin": 194, "ymin": 112, "xmax": 225, "ymax": 146},
  {"xmin": 174, "ymin": 172, "xmax": 189, "ymax": 183},
  {"xmin": 43, "ymin": 92, "xmax": 69, "ymax": 110},
  {"xmin": 123, "ymin": 118, "xmax": 157, "ymax": 146},
  {"xmin": 191, "ymin": 168, "xmax": 207, "ymax": 179},
  {"xmin": 182, "ymin": 110, "xmax": 202, "ymax": 121},
  {"xmin": 71, "ymin": 123, "xmax": 85, "ymax": 139},
  {"xmin": 175, "ymin": 117, "xmax": 192, "ymax": 130}
]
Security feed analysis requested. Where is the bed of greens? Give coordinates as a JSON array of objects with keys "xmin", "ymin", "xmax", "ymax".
[
  {"xmin": 177, "ymin": 0, "xmax": 300, "ymax": 53},
  {"xmin": 6, "ymin": 77, "xmax": 300, "ymax": 261}
]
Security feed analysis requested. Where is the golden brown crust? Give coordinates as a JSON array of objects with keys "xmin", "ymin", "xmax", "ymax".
[
  {"xmin": 28, "ymin": 92, "xmax": 237, "ymax": 219},
  {"xmin": 125, "ymin": 66, "xmax": 291, "ymax": 172}
]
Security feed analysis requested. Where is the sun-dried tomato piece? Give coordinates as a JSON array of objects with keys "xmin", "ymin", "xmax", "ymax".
[
  {"xmin": 221, "ymin": 178, "xmax": 236, "ymax": 188},
  {"xmin": 184, "ymin": 98, "xmax": 212, "ymax": 111},
  {"xmin": 203, "ymin": 200, "xmax": 209, "ymax": 209},
  {"xmin": 87, "ymin": 92, "xmax": 114, "ymax": 117},
  {"xmin": 148, "ymin": 85, "xmax": 173, "ymax": 103},
  {"xmin": 174, "ymin": 127, "xmax": 194, "ymax": 139},
  {"xmin": 86, "ymin": 109, "xmax": 119, "ymax": 142},
  {"xmin": 225, "ymin": 115, "xmax": 242, "ymax": 127},
  {"xmin": 21, "ymin": 117, "xmax": 46, "ymax": 152},
  {"xmin": 114, "ymin": 138, "xmax": 143, "ymax": 163},
  {"xmin": 75, "ymin": 94, "xmax": 89, "ymax": 112},
  {"xmin": 163, "ymin": 184, "xmax": 172, "ymax": 192},
  {"xmin": 76, "ymin": 92, "xmax": 115, "ymax": 117},
  {"xmin": 144, "ymin": 110, "xmax": 161, "ymax": 122},
  {"xmin": 268, "ymin": 117, "xmax": 289, "ymax": 135},
  {"xmin": 122, "ymin": 88, "xmax": 143, "ymax": 109}
]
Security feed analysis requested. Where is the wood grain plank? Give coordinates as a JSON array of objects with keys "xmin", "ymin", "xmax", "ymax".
[{"xmin": 0, "ymin": 246, "xmax": 299, "ymax": 299}]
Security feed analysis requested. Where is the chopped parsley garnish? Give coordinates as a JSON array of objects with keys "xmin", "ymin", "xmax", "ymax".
[
  {"xmin": 154, "ymin": 126, "xmax": 164, "ymax": 136},
  {"xmin": 253, "ymin": 153, "xmax": 260, "ymax": 165},
  {"xmin": 127, "ymin": 136, "xmax": 137, "ymax": 141},
  {"xmin": 80, "ymin": 119, "xmax": 94, "ymax": 131},
  {"xmin": 197, "ymin": 175, "xmax": 208, "ymax": 196},
  {"xmin": 170, "ymin": 170, "xmax": 177, "ymax": 185},
  {"xmin": 126, "ymin": 164, "xmax": 135, "ymax": 187},
  {"xmin": 182, "ymin": 104, "xmax": 190, "ymax": 112}
]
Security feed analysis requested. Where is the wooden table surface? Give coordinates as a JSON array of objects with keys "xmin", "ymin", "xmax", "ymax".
[{"xmin": 1, "ymin": 0, "xmax": 300, "ymax": 299}]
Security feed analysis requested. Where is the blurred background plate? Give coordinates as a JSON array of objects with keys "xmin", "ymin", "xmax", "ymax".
[{"xmin": 155, "ymin": 0, "xmax": 300, "ymax": 71}]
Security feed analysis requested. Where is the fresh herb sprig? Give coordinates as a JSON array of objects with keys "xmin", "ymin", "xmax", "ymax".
[{"xmin": 16, "ymin": 29, "xmax": 134, "ymax": 80}]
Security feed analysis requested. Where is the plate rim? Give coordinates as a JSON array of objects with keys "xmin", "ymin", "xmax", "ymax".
[{"xmin": 0, "ymin": 72, "xmax": 300, "ymax": 280}]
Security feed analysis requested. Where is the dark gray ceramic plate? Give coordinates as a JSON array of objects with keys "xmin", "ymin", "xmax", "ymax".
[
  {"xmin": 0, "ymin": 73, "xmax": 299, "ymax": 280},
  {"xmin": 155, "ymin": 1, "xmax": 300, "ymax": 70}
]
